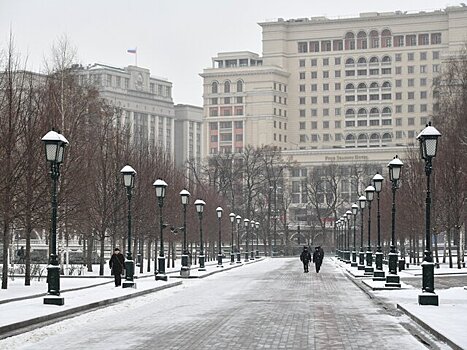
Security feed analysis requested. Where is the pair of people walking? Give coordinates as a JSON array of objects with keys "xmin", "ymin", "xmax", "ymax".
[{"xmin": 300, "ymin": 246, "xmax": 324, "ymax": 273}]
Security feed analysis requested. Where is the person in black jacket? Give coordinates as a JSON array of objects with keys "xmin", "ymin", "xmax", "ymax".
[
  {"xmin": 313, "ymin": 246, "xmax": 324, "ymax": 273},
  {"xmin": 109, "ymin": 248, "xmax": 125, "ymax": 287},
  {"xmin": 299, "ymin": 246, "xmax": 311, "ymax": 273}
]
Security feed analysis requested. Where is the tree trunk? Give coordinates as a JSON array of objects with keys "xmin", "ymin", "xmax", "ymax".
[{"xmin": 448, "ymin": 228, "xmax": 453, "ymax": 268}]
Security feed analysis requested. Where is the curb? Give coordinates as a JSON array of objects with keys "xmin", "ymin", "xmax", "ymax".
[
  {"xmin": 0, "ymin": 280, "xmax": 182, "ymax": 340},
  {"xmin": 397, "ymin": 304, "xmax": 464, "ymax": 350}
]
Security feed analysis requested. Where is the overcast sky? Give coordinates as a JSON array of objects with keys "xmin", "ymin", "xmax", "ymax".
[{"xmin": 0, "ymin": 0, "xmax": 457, "ymax": 106}]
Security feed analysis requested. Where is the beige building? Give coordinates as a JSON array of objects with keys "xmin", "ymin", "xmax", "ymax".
[{"xmin": 200, "ymin": 5, "xmax": 467, "ymax": 229}]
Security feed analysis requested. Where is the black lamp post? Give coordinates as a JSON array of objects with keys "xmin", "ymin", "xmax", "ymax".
[
  {"xmin": 351, "ymin": 203, "xmax": 358, "ymax": 267},
  {"xmin": 250, "ymin": 220, "xmax": 255, "ymax": 260},
  {"xmin": 338, "ymin": 218, "xmax": 343, "ymax": 260},
  {"xmin": 364, "ymin": 184, "xmax": 375, "ymax": 275},
  {"xmin": 236, "ymin": 215, "xmax": 242, "ymax": 263},
  {"xmin": 417, "ymin": 123, "xmax": 441, "ymax": 306},
  {"xmin": 120, "ymin": 165, "xmax": 137, "ymax": 288},
  {"xmin": 154, "ymin": 179, "xmax": 168, "ymax": 281},
  {"xmin": 372, "ymin": 172, "xmax": 385, "ymax": 281},
  {"xmin": 229, "ymin": 213, "xmax": 235, "ymax": 264},
  {"xmin": 334, "ymin": 220, "xmax": 339, "ymax": 258},
  {"xmin": 386, "ymin": 155, "xmax": 403, "ymax": 288},
  {"xmin": 216, "ymin": 206, "xmax": 224, "ymax": 267},
  {"xmin": 42, "ymin": 130, "xmax": 68, "ymax": 305},
  {"xmin": 345, "ymin": 211, "xmax": 352, "ymax": 263},
  {"xmin": 358, "ymin": 195, "xmax": 366, "ymax": 270},
  {"xmin": 180, "ymin": 189, "xmax": 190, "ymax": 277},
  {"xmin": 244, "ymin": 218, "xmax": 250, "ymax": 262},
  {"xmin": 255, "ymin": 221, "xmax": 260, "ymax": 258},
  {"xmin": 195, "ymin": 199, "xmax": 206, "ymax": 271}
]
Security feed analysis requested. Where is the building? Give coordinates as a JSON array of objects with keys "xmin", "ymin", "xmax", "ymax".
[
  {"xmin": 75, "ymin": 64, "xmax": 176, "ymax": 155},
  {"xmin": 200, "ymin": 5, "xmax": 467, "ymax": 236}
]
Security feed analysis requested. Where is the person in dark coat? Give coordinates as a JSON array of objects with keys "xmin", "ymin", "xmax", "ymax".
[
  {"xmin": 300, "ymin": 246, "xmax": 311, "ymax": 273},
  {"xmin": 109, "ymin": 248, "xmax": 125, "ymax": 287},
  {"xmin": 313, "ymin": 246, "xmax": 324, "ymax": 273}
]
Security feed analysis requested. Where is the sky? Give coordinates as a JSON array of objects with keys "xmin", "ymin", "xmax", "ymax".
[{"xmin": 0, "ymin": 0, "xmax": 459, "ymax": 106}]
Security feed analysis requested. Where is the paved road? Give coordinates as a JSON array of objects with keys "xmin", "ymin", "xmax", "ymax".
[{"xmin": 6, "ymin": 258, "xmax": 428, "ymax": 350}]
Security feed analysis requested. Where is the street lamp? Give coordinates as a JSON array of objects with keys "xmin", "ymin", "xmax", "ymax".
[
  {"xmin": 216, "ymin": 206, "xmax": 224, "ymax": 267},
  {"xmin": 42, "ymin": 130, "xmax": 68, "ymax": 305},
  {"xmin": 229, "ymin": 213, "xmax": 236, "ymax": 264},
  {"xmin": 372, "ymin": 172, "xmax": 385, "ymax": 281},
  {"xmin": 364, "ymin": 184, "xmax": 375, "ymax": 275},
  {"xmin": 345, "ymin": 210, "xmax": 352, "ymax": 263},
  {"xmin": 120, "ymin": 165, "xmax": 137, "ymax": 288},
  {"xmin": 386, "ymin": 155, "xmax": 403, "ymax": 288},
  {"xmin": 194, "ymin": 199, "xmax": 206, "ymax": 271},
  {"xmin": 244, "ymin": 218, "xmax": 250, "ymax": 262},
  {"xmin": 417, "ymin": 122, "xmax": 441, "ymax": 305},
  {"xmin": 180, "ymin": 189, "xmax": 190, "ymax": 277},
  {"xmin": 358, "ymin": 195, "xmax": 366, "ymax": 270},
  {"xmin": 235, "ymin": 215, "xmax": 242, "ymax": 263},
  {"xmin": 336, "ymin": 219, "xmax": 342, "ymax": 259},
  {"xmin": 351, "ymin": 203, "xmax": 359, "ymax": 267},
  {"xmin": 154, "ymin": 179, "xmax": 168, "ymax": 281},
  {"xmin": 255, "ymin": 221, "xmax": 260, "ymax": 258},
  {"xmin": 250, "ymin": 220, "xmax": 255, "ymax": 260}
]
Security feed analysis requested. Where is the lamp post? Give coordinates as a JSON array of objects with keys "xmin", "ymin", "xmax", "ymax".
[
  {"xmin": 154, "ymin": 179, "xmax": 168, "ymax": 281},
  {"xmin": 250, "ymin": 220, "xmax": 255, "ymax": 260},
  {"xmin": 42, "ymin": 130, "xmax": 68, "ymax": 305},
  {"xmin": 216, "ymin": 206, "xmax": 224, "ymax": 267},
  {"xmin": 364, "ymin": 184, "xmax": 375, "ymax": 275},
  {"xmin": 179, "ymin": 189, "xmax": 190, "ymax": 277},
  {"xmin": 236, "ymin": 215, "xmax": 242, "ymax": 263},
  {"xmin": 336, "ymin": 219, "xmax": 342, "ymax": 259},
  {"xmin": 255, "ymin": 221, "xmax": 260, "ymax": 258},
  {"xmin": 229, "ymin": 213, "xmax": 236, "ymax": 264},
  {"xmin": 194, "ymin": 199, "xmax": 206, "ymax": 271},
  {"xmin": 244, "ymin": 218, "xmax": 250, "ymax": 262},
  {"xmin": 338, "ymin": 218, "xmax": 344, "ymax": 260},
  {"xmin": 358, "ymin": 195, "xmax": 366, "ymax": 270},
  {"xmin": 334, "ymin": 220, "xmax": 339, "ymax": 258},
  {"xmin": 372, "ymin": 172, "xmax": 385, "ymax": 281},
  {"xmin": 120, "ymin": 165, "xmax": 137, "ymax": 288},
  {"xmin": 386, "ymin": 155, "xmax": 403, "ymax": 288},
  {"xmin": 417, "ymin": 123, "xmax": 441, "ymax": 305},
  {"xmin": 344, "ymin": 211, "xmax": 351, "ymax": 263},
  {"xmin": 351, "ymin": 203, "xmax": 359, "ymax": 267}
]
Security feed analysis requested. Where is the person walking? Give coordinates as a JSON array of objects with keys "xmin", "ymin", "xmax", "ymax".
[
  {"xmin": 109, "ymin": 248, "xmax": 125, "ymax": 287},
  {"xmin": 313, "ymin": 246, "xmax": 324, "ymax": 273},
  {"xmin": 300, "ymin": 246, "xmax": 311, "ymax": 273}
]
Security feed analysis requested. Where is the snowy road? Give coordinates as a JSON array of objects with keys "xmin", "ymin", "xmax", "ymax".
[{"xmin": 2, "ymin": 258, "xmax": 428, "ymax": 349}]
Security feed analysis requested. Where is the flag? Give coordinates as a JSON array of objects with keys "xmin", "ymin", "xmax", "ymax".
[{"xmin": 127, "ymin": 48, "xmax": 137, "ymax": 54}]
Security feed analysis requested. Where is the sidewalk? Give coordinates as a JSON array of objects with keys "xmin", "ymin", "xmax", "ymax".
[
  {"xmin": 0, "ymin": 258, "xmax": 255, "ymax": 339},
  {"xmin": 333, "ymin": 257, "xmax": 467, "ymax": 350}
]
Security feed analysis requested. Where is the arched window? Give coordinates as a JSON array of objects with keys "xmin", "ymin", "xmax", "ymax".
[
  {"xmin": 236, "ymin": 80, "xmax": 243, "ymax": 92},
  {"xmin": 346, "ymin": 134, "xmax": 355, "ymax": 141},
  {"xmin": 212, "ymin": 81, "xmax": 218, "ymax": 94},
  {"xmin": 382, "ymin": 133, "xmax": 392, "ymax": 142},
  {"xmin": 382, "ymin": 55, "xmax": 391, "ymax": 64},
  {"xmin": 382, "ymin": 81, "xmax": 391, "ymax": 89},
  {"xmin": 345, "ymin": 32, "xmax": 355, "ymax": 50},
  {"xmin": 357, "ymin": 57, "xmax": 367, "ymax": 65},
  {"xmin": 370, "ymin": 133, "xmax": 380, "ymax": 141},
  {"xmin": 345, "ymin": 83, "xmax": 355, "ymax": 90},
  {"xmin": 224, "ymin": 81, "xmax": 231, "ymax": 93},
  {"xmin": 357, "ymin": 108, "xmax": 367, "ymax": 117},
  {"xmin": 370, "ymin": 107, "xmax": 379, "ymax": 115},
  {"xmin": 370, "ymin": 82, "xmax": 379, "ymax": 89},
  {"xmin": 370, "ymin": 30, "xmax": 379, "ymax": 48},
  {"xmin": 358, "ymin": 134, "xmax": 368, "ymax": 141},
  {"xmin": 382, "ymin": 107, "xmax": 392, "ymax": 115},
  {"xmin": 357, "ymin": 83, "xmax": 367, "ymax": 90},
  {"xmin": 345, "ymin": 57, "xmax": 355, "ymax": 65},
  {"xmin": 381, "ymin": 29, "xmax": 392, "ymax": 48},
  {"xmin": 357, "ymin": 31, "xmax": 367, "ymax": 49},
  {"xmin": 345, "ymin": 108, "xmax": 355, "ymax": 117},
  {"xmin": 369, "ymin": 56, "xmax": 379, "ymax": 64}
]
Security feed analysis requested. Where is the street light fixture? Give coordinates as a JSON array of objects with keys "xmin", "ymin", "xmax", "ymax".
[
  {"xmin": 417, "ymin": 123, "xmax": 441, "ymax": 306},
  {"xmin": 358, "ymin": 195, "xmax": 366, "ymax": 270},
  {"xmin": 345, "ymin": 210, "xmax": 352, "ymax": 263},
  {"xmin": 386, "ymin": 155, "xmax": 403, "ymax": 288},
  {"xmin": 235, "ymin": 215, "xmax": 242, "ymax": 263},
  {"xmin": 42, "ymin": 130, "xmax": 68, "ymax": 305},
  {"xmin": 154, "ymin": 179, "xmax": 168, "ymax": 281},
  {"xmin": 180, "ymin": 189, "xmax": 190, "ymax": 277},
  {"xmin": 229, "ymin": 213, "xmax": 236, "ymax": 264},
  {"xmin": 364, "ymin": 184, "xmax": 375, "ymax": 275},
  {"xmin": 255, "ymin": 221, "xmax": 260, "ymax": 258},
  {"xmin": 194, "ymin": 199, "xmax": 206, "ymax": 271},
  {"xmin": 372, "ymin": 172, "xmax": 385, "ymax": 281},
  {"xmin": 250, "ymin": 220, "xmax": 255, "ymax": 260},
  {"xmin": 351, "ymin": 203, "xmax": 359, "ymax": 267},
  {"xmin": 216, "ymin": 206, "xmax": 224, "ymax": 267},
  {"xmin": 244, "ymin": 218, "xmax": 250, "ymax": 262}
]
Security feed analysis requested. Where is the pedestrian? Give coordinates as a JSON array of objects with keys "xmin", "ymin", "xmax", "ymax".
[
  {"xmin": 313, "ymin": 246, "xmax": 324, "ymax": 273},
  {"xmin": 300, "ymin": 246, "xmax": 311, "ymax": 273},
  {"xmin": 109, "ymin": 248, "xmax": 125, "ymax": 287}
]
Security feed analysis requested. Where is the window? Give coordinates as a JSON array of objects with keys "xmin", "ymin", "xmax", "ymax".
[
  {"xmin": 298, "ymin": 42, "xmax": 308, "ymax": 53},
  {"xmin": 395, "ymin": 53, "xmax": 402, "ymax": 62},
  {"xmin": 395, "ymin": 118, "xmax": 402, "ymax": 126},
  {"xmin": 433, "ymin": 51, "xmax": 440, "ymax": 60},
  {"xmin": 345, "ymin": 121, "xmax": 355, "ymax": 127},
  {"xmin": 396, "ymin": 92, "xmax": 402, "ymax": 100},
  {"xmin": 396, "ymin": 105, "xmax": 402, "ymax": 113},
  {"xmin": 358, "ymin": 69, "xmax": 367, "ymax": 76},
  {"xmin": 235, "ymin": 121, "xmax": 243, "ymax": 129},
  {"xmin": 433, "ymin": 64, "xmax": 440, "ymax": 73},
  {"xmin": 236, "ymin": 96, "xmax": 243, "ymax": 103},
  {"xmin": 369, "ymin": 94, "xmax": 379, "ymax": 101},
  {"xmin": 346, "ymin": 70, "xmax": 355, "ymax": 77},
  {"xmin": 311, "ymin": 134, "xmax": 318, "ymax": 142},
  {"xmin": 382, "ymin": 68, "xmax": 391, "ymax": 75},
  {"xmin": 431, "ymin": 33, "xmax": 441, "ymax": 45},
  {"xmin": 323, "ymin": 108, "xmax": 329, "ymax": 116},
  {"xmin": 235, "ymin": 134, "xmax": 243, "ymax": 141},
  {"xmin": 335, "ymin": 108, "xmax": 341, "ymax": 116},
  {"xmin": 420, "ymin": 65, "xmax": 427, "ymax": 74},
  {"xmin": 335, "ymin": 83, "xmax": 341, "ymax": 90},
  {"xmin": 382, "ymin": 119, "xmax": 392, "ymax": 126},
  {"xmin": 334, "ymin": 40, "xmax": 344, "ymax": 51},
  {"xmin": 420, "ymin": 104, "xmax": 427, "ymax": 112},
  {"xmin": 311, "ymin": 84, "xmax": 317, "ymax": 92},
  {"xmin": 299, "ymin": 59, "xmax": 306, "ymax": 67},
  {"xmin": 370, "ymin": 120, "xmax": 379, "ymax": 126},
  {"xmin": 210, "ymin": 122, "xmax": 218, "ymax": 130},
  {"xmin": 299, "ymin": 84, "xmax": 306, "ymax": 92},
  {"xmin": 299, "ymin": 72, "xmax": 306, "ymax": 80},
  {"xmin": 408, "ymin": 105, "xmax": 415, "ymax": 113},
  {"xmin": 300, "ymin": 109, "xmax": 306, "ymax": 117},
  {"xmin": 335, "ymin": 57, "xmax": 341, "ymax": 65},
  {"xmin": 335, "ymin": 70, "xmax": 341, "ymax": 78},
  {"xmin": 323, "ymin": 83, "xmax": 329, "ymax": 91},
  {"xmin": 311, "ymin": 96, "xmax": 318, "ymax": 104},
  {"xmin": 406, "ymin": 35, "xmax": 416, "ymax": 46},
  {"xmin": 420, "ymin": 78, "xmax": 427, "ymax": 86},
  {"xmin": 299, "ymin": 122, "xmax": 306, "ymax": 130},
  {"xmin": 224, "ymin": 97, "xmax": 231, "ymax": 104},
  {"xmin": 299, "ymin": 135, "xmax": 306, "ymax": 143},
  {"xmin": 323, "ymin": 134, "xmax": 330, "ymax": 142},
  {"xmin": 420, "ymin": 91, "xmax": 427, "ymax": 99},
  {"xmin": 394, "ymin": 35, "xmax": 404, "ymax": 47},
  {"xmin": 408, "ymin": 79, "xmax": 414, "ymax": 87},
  {"xmin": 210, "ymin": 135, "xmax": 218, "ymax": 142},
  {"xmin": 236, "ymin": 80, "xmax": 243, "ymax": 92},
  {"xmin": 357, "ymin": 95, "xmax": 367, "ymax": 101},
  {"xmin": 299, "ymin": 97, "xmax": 306, "ymax": 105},
  {"xmin": 335, "ymin": 96, "xmax": 341, "ymax": 103},
  {"xmin": 224, "ymin": 81, "xmax": 231, "ymax": 93},
  {"xmin": 346, "ymin": 95, "xmax": 355, "ymax": 102},
  {"xmin": 407, "ymin": 52, "xmax": 414, "ymax": 61},
  {"xmin": 311, "ymin": 109, "xmax": 318, "ymax": 117},
  {"xmin": 311, "ymin": 59, "xmax": 317, "ymax": 66},
  {"xmin": 396, "ymin": 67, "xmax": 402, "ymax": 75},
  {"xmin": 323, "ymin": 58, "xmax": 330, "ymax": 65},
  {"xmin": 381, "ymin": 93, "xmax": 391, "ymax": 100},
  {"xmin": 211, "ymin": 82, "xmax": 218, "ymax": 93},
  {"xmin": 311, "ymin": 121, "xmax": 317, "ymax": 129},
  {"xmin": 310, "ymin": 41, "xmax": 320, "ymax": 52},
  {"xmin": 323, "ymin": 71, "xmax": 329, "ymax": 79},
  {"xmin": 408, "ymin": 92, "xmax": 415, "ymax": 100},
  {"xmin": 408, "ymin": 66, "xmax": 415, "ymax": 74},
  {"xmin": 421, "ymin": 116, "xmax": 428, "ymax": 125},
  {"xmin": 369, "ymin": 69, "xmax": 379, "ymax": 75},
  {"xmin": 357, "ymin": 120, "xmax": 367, "ymax": 127},
  {"xmin": 311, "ymin": 71, "xmax": 318, "ymax": 79},
  {"xmin": 396, "ymin": 80, "xmax": 402, "ymax": 87},
  {"xmin": 408, "ymin": 117, "xmax": 415, "ymax": 125}
]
